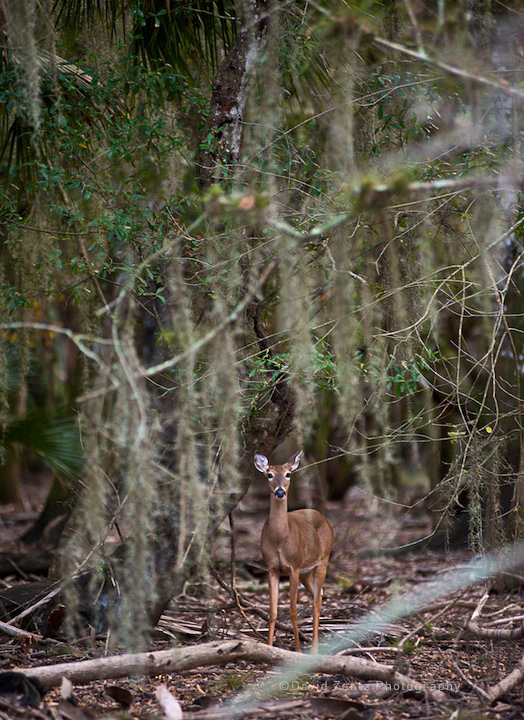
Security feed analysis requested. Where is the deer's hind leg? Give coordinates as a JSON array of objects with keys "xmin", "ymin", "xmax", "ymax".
[
  {"xmin": 310, "ymin": 563, "xmax": 328, "ymax": 653},
  {"xmin": 300, "ymin": 568, "xmax": 324, "ymax": 652},
  {"xmin": 300, "ymin": 570, "xmax": 314, "ymax": 597}
]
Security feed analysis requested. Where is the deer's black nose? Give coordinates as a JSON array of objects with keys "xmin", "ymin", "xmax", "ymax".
[{"xmin": 275, "ymin": 487, "xmax": 286, "ymax": 499}]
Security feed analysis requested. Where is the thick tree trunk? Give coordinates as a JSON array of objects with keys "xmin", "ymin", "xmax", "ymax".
[
  {"xmin": 49, "ymin": 0, "xmax": 290, "ymax": 636},
  {"xmin": 20, "ymin": 476, "xmax": 72, "ymax": 545},
  {"xmin": 0, "ymin": 447, "xmax": 21, "ymax": 504},
  {"xmin": 65, "ymin": 294, "xmax": 296, "ymax": 632},
  {"xmin": 196, "ymin": 0, "xmax": 269, "ymax": 188},
  {"xmin": 148, "ymin": 372, "xmax": 296, "ymax": 624}
]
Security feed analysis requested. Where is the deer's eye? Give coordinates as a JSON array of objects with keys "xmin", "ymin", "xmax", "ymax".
[
  {"xmin": 267, "ymin": 473, "xmax": 274, "ymax": 479},
  {"xmin": 285, "ymin": 472, "xmax": 291, "ymax": 478}
]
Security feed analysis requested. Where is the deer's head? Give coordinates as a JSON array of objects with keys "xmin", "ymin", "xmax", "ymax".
[{"xmin": 254, "ymin": 450, "xmax": 302, "ymax": 499}]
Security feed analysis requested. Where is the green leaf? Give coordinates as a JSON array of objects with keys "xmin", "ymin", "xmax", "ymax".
[{"xmin": 3, "ymin": 408, "xmax": 83, "ymax": 479}]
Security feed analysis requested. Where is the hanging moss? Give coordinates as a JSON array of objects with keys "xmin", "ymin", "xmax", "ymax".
[
  {"xmin": 2, "ymin": 0, "xmax": 524, "ymax": 648},
  {"xmin": 7, "ymin": 0, "xmax": 41, "ymax": 130}
]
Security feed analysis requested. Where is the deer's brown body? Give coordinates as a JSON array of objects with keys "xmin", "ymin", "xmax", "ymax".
[{"xmin": 255, "ymin": 450, "xmax": 334, "ymax": 653}]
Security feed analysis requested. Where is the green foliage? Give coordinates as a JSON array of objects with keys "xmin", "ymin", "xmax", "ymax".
[
  {"xmin": 279, "ymin": 6, "xmax": 333, "ymax": 107},
  {"xmin": 130, "ymin": 0, "xmax": 238, "ymax": 76},
  {"xmin": 53, "ymin": 0, "xmax": 123, "ymax": 37},
  {"xmin": 211, "ymin": 670, "xmax": 254, "ymax": 693},
  {"xmin": 248, "ymin": 349, "xmax": 290, "ymax": 390},
  {"xmin": 385, "ymin": 357, "xmax": 421, "ymax": 396},
  {"xmin": 2, "ymin": 407, "xmax": 82, "ymax": 479},
  {"xmin": 53, "ymin": 0, "xmax": 238, "ymax": 78},
  {"xmin": 314, "ymin": 341, "xmax": 338, "ymax": 389},
  {"xmin": 0, "ymin": 50, "xmax": 206, "ymax": 309},
  {"xmin": 364, "ymin": 66, "xmax": 438, "ymax": 156},
  {"xmin": 353, "ymin": 349, "xmax": 425, "ymax": 398},
  {"xmin": 0, "ymin": 0, "xmax": 522, "ymax": 656},
  {"xmin": 0, "ymin": 348, "xmax": 82, "ymax": 479},
  {"xmin": 398, "ymin": 638, "xmax": 420, "ymax": 655}
]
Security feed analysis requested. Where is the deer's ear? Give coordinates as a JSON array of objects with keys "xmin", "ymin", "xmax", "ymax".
[
  {"xmin": 288, "ymin": 450, "xmax": 303, "ymax": 472},
  {"xmin": 254, "ymin": 452, "xmax": 269, "ymax": 474}
]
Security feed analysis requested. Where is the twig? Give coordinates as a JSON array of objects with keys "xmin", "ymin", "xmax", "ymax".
[
  {"xmin": 0, "ymin": 619, "xmax": 85, "ymax": 655},
  {"xmin": 372, "ymin": 34, "xmax": 524, "ymax": 101},
  {"xmin": 3, "ymin": 586, "xmax": 62, "ymax": 627},
  {"xmin": 489, "ymin": 613, "xmax": 524, "ymax": 626},
  {"xmin": 398, "ymin": 596, "xmax": 458, "ymax": 649},
  {"xmin": 0, "ymin": 620, "xmax": 41, "ymax": 641},
  {"xmin": 271, "ymin": 174, "xmax": 524, "ymax": 246},
  {"xmin": 228, "ymin": 512, "xmax": 266, "ymax": 642},
  {"xmin": 470, "ymin": 591, "xmax": 490, "ymax": 622},
  {"xmin": 335, "ymin": 645, "xmax": 400, "ymax": 655},
  {"xmin": 229, "ymin": 512, "xmax": 238, "ymax": 602},
  {"xmin": 0, "ymin": 323, "xmax": 112, "ymax": 377},
  {"xmin": 452, "ymin": 661, "xmax": 491, "ymax": 701},
  {"xmin": 78, "ymin": 260, "xmax": 278, "ymax": 402},
  {"xmin": 309, "ymin": 0, "xmax": 522, "ymax": 104},
  {"xmin": 402, "ymin": 0, "xmax": 424, "ymax": 51},
  {"xmin": 182, "ymin": 699, "xmax": 308, "ymax": 720}
]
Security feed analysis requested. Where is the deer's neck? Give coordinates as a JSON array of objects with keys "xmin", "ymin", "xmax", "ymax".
[{"xmin": 268, "ymin": 496, "xmax": 290, "ymax": 537}]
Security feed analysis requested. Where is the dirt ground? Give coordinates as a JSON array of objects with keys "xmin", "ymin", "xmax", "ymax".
[{"xmin": 1, "ymin": 475, "xmax": 524, "ymax": 720}]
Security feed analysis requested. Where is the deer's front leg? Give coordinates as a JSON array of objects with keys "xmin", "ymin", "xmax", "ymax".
[
  {"xmin": 267, "ymin": 568, "xmax": 279, "ymax": 646},
  {"xmin": 289, "ymin": 568, "xmax": 301, "ymax": 652}
]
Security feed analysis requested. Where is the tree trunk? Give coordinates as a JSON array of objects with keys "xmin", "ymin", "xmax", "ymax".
[
  {"xmin": 20, "ymin": 476, "xmax": 72, "ymax": 545},
  {"xmin": 0, "ymin": 445, "xmax": 21, "ymax": 504},
  {"xmin": 196, "ymin": 0, "xmax": 270, "ymax": 188}
]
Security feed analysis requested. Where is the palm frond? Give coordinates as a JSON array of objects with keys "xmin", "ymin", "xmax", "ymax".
[
  {"xmin": 52, "ymin": 0, "xmax": 123, "ymax": 38},
  {"xmin": 52, "ymin": 0, "xmax": 238, "ymax": 77},
  {"xmin": 3, "ymin": 408, "xmax": 83, "ymax": 479},
  {"xmin": 129, "ymin": 1, "xmax": 238, "ymax": 76}
]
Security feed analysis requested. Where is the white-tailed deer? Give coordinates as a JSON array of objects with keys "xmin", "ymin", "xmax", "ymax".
[{"xmin": 255, "ymin": 450, "xmax": 334, "ymax": 653}]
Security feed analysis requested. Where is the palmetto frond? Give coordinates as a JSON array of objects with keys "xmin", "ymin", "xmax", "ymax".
[
  {"xmin": 3, "ymin": 408, "xmax": 83, "ymax": 480},
  {"xmin": 52, "ymin": 0, "xmax": 239, "ymax": 77},
  {"xmin": 131, "ymin": 1, "xmax": 238, "ymax": 75}
]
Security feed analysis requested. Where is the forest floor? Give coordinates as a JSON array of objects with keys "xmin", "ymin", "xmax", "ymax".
[{"xmin": 1, "ymin": 476, "xmax": 523, "ymax": 720}]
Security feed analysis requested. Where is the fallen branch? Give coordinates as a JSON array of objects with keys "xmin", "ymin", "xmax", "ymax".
[
  {"xmin": 486, "ymin": 652, "xmax": 524, "ymax": 703},
  {"xmin": 0, "ymin": 620, "xmax": 41, "ymax": 642},
  {"xmin": 18, "ymin": 639, "xmax": 447, "ymax": 702},
  {"xmin": 464, "ymin": 594, "xmax": 524, "ymax": 702},
  {"xmin": 452, "ymin": 661, "xmax": 491, "ymax": 702},
  {"xmin": 466, "ymin": 619, "xmax": 524, "ymax": 641},
  {"xmin": 466, "ymin": 593, "xmax": 524, "ymax": 640}
]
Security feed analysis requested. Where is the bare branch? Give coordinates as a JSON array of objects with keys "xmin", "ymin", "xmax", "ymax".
[
  {"xmin": 372, "ymin": 35, "xmax": 524, "ymax": 101},
  {"xmin": 20, "ymin": 638, "xmax": 447, "ymax": 702},
  {"xmin": 486, "ymin": 653, "xmax": 524, "ymax": 703},
  {"xmin": 78, "ymin": 260, "xmax": 277, "ymax": 402}
]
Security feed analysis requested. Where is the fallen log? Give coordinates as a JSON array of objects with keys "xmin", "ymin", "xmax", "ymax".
[
  {"xmin": 19, "ymin": 639, "xmax": 447, "ymax": 702},
  {"xmin": 467, "ymin": 619, "xmax": 524, "ymax": 641},
  {"xmin": 486, "ymin": 652, "xmax": 524, "ymax": 703}
]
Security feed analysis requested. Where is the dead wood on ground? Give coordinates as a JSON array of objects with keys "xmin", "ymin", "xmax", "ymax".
[{"xmin": 19, "ymin": 639, "xmax": 447, "ymax": 702}]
